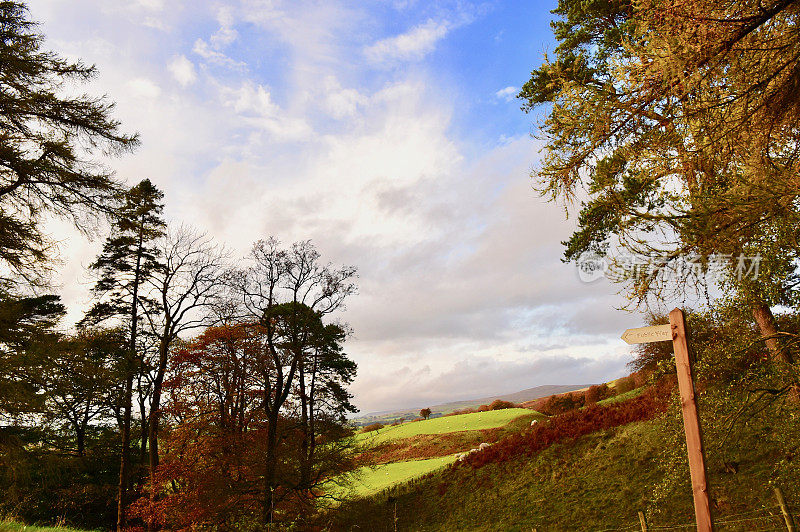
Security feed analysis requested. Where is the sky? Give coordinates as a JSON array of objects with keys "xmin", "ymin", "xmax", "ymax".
[{"xmin": 28, "ymin": 0, "xmax": 649, "ymax": 414}]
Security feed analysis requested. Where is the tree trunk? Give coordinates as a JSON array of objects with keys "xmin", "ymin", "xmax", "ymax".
[
  {"xmin": 139, "ymin": 395, "xmax": 148, "ymax": 462},
  {"xmin": 149, "ymin": 337, "xmax": 169, "ymax": 472},
  {"xmin": 752, "ymin": 301, "xmax": 798, "ymax": 401},
  {"xmin": 298, "ymin": 357, "xmax": 310, "ymax": 491},
  {"xmin": 118, "ymin": 221, "xmax": 144, "ymax": 530},
  {"xmin": 147, "ymin": 336, "xmax": 170, "ymax": 532},
  {"xmin": 76, "ymin": 425, "xmax": 85, "ymax": 457},
  {"xmin": 117, "ymin": 373, "xmax": 133, "ymax": 530},
  {"xmin": 264, "ymin": 411, "xmax": 278, "ymax": 524},
  {"xmin": 752, "ymin": 301, "xmax": 794, "ymax": 364}
]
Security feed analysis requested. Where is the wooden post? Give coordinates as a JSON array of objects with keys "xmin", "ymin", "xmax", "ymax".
[
  {"xmin": 638, "ymin": 510, "xmax": 649, "ymax": 531},
  {"xmin": 670, "ymin": 308, "xmax": 714, "ymax": 532},
  {"xmin": 774, "ymin": 486, "xmax": 796, "ymax": 532}
]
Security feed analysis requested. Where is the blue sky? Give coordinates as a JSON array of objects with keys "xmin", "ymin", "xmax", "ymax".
[{"xmin": 29, "ymin": 0, "xmax": 646, "ymax": 414}]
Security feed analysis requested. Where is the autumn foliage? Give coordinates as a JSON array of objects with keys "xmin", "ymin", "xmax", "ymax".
[
  {"xmin": 130, "ymin": 322, "xmax": 358, "ymax": 529},
  {"xmin": 584, "ymin": 384, "xmax": 613, "ymax": 405},
  {"xmin": 458, "ymin": 381, "xmax": 673, "ymax": 469}
]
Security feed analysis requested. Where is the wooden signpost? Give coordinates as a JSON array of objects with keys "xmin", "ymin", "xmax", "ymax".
[{"xmin": 621, "ymin": 308, "xmax": 714, "ymax": 532}]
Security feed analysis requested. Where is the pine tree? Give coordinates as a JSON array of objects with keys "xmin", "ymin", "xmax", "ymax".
[
  {"xmin": 81, "ymin": 179, "xmax": 164, "ymax": 529},
  {"xmin": 0, "ymin": 2, "xmax": 138, "ymax": 284},
  {"xmin": 0, "ymin": 291, "xmax": 64, "ymax": 417},
  {"xmin": 519, "ymin": 0, "xmax": 800, "ymax": 363}
]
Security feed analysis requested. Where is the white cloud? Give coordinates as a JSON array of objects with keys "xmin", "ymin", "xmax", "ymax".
[
  {"xmin": 210, "ymin": 7, "xmax": 238, "ymax": 48},
  {"xmin": 318, "ymin": 76, "xmax": 367, "ymax": 119},
  {"xmin": 134, "ymin": 0, "xmax": 165, "ymax": 10},
  {"xmin": 495, "ymin": 86, "xmax": 518, "ymax": 102},
  {"xmin": 167, "ymin": 55, "xmax": 197, "ymax": 86},
  {"xmin": 365, "ymin": 19, "xmax": 450, "ymax": 64},
  {"xmin": 193, "ymin": 38, "xmax": 246, "ymax": 69},
  {"xmin": 192, "ymin": 6, "xmax": 244, "ymax": 70},
  {"xmin": 127, "ymin": 78, "xmax": 161, "ymax": 99},
  {"xmin": 219, "ymin": 81, "xmax": 313, "ymax": 141}
]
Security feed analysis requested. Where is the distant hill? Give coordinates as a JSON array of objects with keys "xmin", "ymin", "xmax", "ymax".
[{"xmin": 352, "ymin": 383, "xmax": 593, "ymax": 426}]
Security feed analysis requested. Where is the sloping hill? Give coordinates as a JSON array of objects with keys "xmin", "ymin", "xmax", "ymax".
[
  {"xmin": 335, "ymin": 408, "xmax": 542, "ymax": 500},
  {"xmin": 329, "ymin": 384, "xmax": 800, "ymax": 531},
  {"xmin": 356, "ymin": 408, "xmax": 532, "ymax": 445},
  {"xmin": 354, "ymin": 384, "xmax": 592, "ymax": 425}
]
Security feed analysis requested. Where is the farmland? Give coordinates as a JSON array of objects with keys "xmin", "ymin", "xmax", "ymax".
[
  {"xmin": 356, "ymin": 408, "xmax": 534, "ymax": 445},
  {"xmin": 341, "ymin": 408, "xmax": 540, "ymax": 498}
]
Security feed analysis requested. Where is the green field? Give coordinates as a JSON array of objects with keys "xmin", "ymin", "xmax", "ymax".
[
  {"xmin": 357, "ymin": 408, "xmax": 532, "ymax": 445},
  {"xmin": 344, "ymin": 455, "xmax": 460, "ymax": 497}
]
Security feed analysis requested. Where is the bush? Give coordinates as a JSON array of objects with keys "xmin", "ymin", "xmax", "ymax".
[
  {"xmin": 614, "ymin": 376, "xmax": 637, "ymax": 394},
  {"xmin": 585, "ymin": 384, "xmax": 613, "ymax": 405},
  {"xmin": 489, "ymin": 399, "xmax": 516, "ymax": 410},
  {"xmin": 538, "ymin": 391, "xmax": 585, "ymax": 416},
  {"xmin": 360, "ymin": 423, "xmax": 384, "ymax": 433}
]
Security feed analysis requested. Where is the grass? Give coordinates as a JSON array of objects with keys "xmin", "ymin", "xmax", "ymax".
[
  {"xmin": 333, "ymin": 420, "xmax": 670, "ymax": 530},
  {"xmin": 356, "ymin": 408, "xmax": 533, "ymax": 445},
  {"xmin": 342, "ymin": 455, "xmax": 460, "ymax": 498},
  {"xmin": 360, "ymin": 411, "xmax": 545, "ymax": 464},
  {"xmin": 598, "ymin": 386, "xmax": 646, "ymax": 405},
  {"xmin": 331, "ymin": 390, "xmax": 800, "ymax": 531},
  {"xmin": 0, "ymin": 521, "xmax": 91, "ymax": 532}
]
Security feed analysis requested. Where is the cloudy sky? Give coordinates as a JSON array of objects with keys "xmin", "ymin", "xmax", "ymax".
[{"xmin": 30, "ymin": 0, "xmax": 648, "ymax": 414}]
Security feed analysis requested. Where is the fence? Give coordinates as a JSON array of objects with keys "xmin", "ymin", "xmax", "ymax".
[{"xmin": 586, "ymin": 486, "xmax": 796, "ymax": 532}]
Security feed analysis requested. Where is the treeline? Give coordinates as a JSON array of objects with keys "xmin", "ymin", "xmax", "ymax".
[{"xmin": 0, "ymin": 3, "xmax": 359, "ymax": 530}]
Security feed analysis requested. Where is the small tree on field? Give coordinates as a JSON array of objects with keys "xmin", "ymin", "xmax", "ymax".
[{"xmin": 419, "ymin": 408, "xmax": 431, "ymax": 420}]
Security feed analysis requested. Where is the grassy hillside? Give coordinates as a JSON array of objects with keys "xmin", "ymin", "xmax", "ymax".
[
  {"xmin": 357, "ymin": 408, "xmax": 534, "ymax": 445},
  {"xmin": 336, "ymin": 408, "xmax": 543, "ymax": 500},
  {"xmin": 341, "ymin": 455, "xmax": 460, "ymax": 498},
  {"xmin": 330, "ymin": 386, "xmax": 799, "ymax": 531},
  {"xmin": 353, "ymin": 385, "xmax": 589, "ymax": 425}
]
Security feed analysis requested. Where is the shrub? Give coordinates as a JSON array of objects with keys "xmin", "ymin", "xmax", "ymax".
[
  {"xmin": 585, "ymin": 384, "xmax": 613, "ymax": 405},
  {"xmin": 538, "ymin": 391, "xmax": 585, "ymax": 416},
  {"xmin": 489, "ymin": 399, "xmax": 516, "ymax": 410},
  {"xmin": 631, "ymin": 370, "xmax": 648, "ymax": 388},
  {"xmin": 360, "ymin": 423, "xmax": 384, "ymax": 433},
  {"xmin": 614, "ymin": 376, "xmax": 637, "ymax": 394}
]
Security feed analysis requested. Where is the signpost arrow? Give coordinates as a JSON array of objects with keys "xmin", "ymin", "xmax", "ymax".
[{"xmin": 621, "ymin": 324, "xmax": 672, "ymax": 344}]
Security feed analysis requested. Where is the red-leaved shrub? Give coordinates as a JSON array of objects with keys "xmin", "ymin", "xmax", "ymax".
[
  {"xmin": 535, "ymin": 391, "xmax": 586, "ymax": 415},
  {"xmin": 584, "ymin": 384, "xmax": 613, "ymax": 405},
  {"xmin": 457, "ymin": 380, "xmax": 672, "ymax": 469}
]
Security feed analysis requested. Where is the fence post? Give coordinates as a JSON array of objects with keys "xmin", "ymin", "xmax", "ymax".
[
  {"xmin": 775, "ymin": 486, "xmax": 796, "ymax": 532},
  {"xmin": 638, "ymin": 511, "xmax": 649, "ymax": 532}
]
